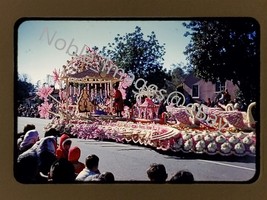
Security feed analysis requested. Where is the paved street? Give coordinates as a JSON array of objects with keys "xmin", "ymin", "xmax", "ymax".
[{"xmin": 17, "ymin": 117, "xmax": 257, "ymax": 182}]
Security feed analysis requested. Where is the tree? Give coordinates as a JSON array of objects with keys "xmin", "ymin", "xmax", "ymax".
[
  {"xmin": 99, "ymin": 26, "xmax": 170, "ymax": 89},
  {"xmin": 17, "ymin": 73, "xmax": 35, "ymax": 103},
  {"xmin": 183, "ymin": 19, "xmax": 260, "ymax": 104},
  {"xmin": 170, "ymin": 62, "xmax": 187, "ymax": 87}
]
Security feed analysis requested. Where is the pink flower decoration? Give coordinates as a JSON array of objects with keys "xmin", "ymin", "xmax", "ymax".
[
  {"xmin": 38, "ymin": 101, "xmax": 53, "ymax": 119},
  {"xmin": 59, "ymin": 90, "xmax": 67, "ymax": 101},
  {"xmin": 36, "ymin": 86, "xmax": 54, "ymax": 101},
  {"xmin": 52, "ymin": 68, "xmax": 60, "ymax": 83},
  {"xmin": 118, "ymin": 74, "xmax": 134, "ymax": 98},
  {"xmin": 119, "ymin": 87, "xmax": 126, "ymax": 99}
]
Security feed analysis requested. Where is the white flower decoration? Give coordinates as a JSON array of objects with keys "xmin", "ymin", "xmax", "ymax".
[
  {"xmin": 236, "ymin": 132, "xmax": 245, "ymax": 139},
  {"xmin": 191, "ymin": 131, "xmax": 198, "ymax": 136},
  {"xmin": 193, "ymin": 134, "xmax": 203, "ymax": 142},
  {"xmin": 215, "ymin": 135, "xmax": 226, "ymax": 143},
  {"xmin": 172, "ymin": 138, "xmax": 183, "ymax": 149},
  {"xmin": 234, "ymin": 143, "xmax": 245, "ymax": 154},
  {"xmin": 221, "ymin": 142, "xmax": 232, "ymax": 154},
  {"xmin": 182, "ymin": 133, "xmax": 192, "ymax": 141},
  {"xmin": 224, "ymin": 131, "xmax": 232, "ymax": 137},
  {"xmin": 207, "ymin": 142, "xmax": 217, "ymax": 152},
  {"xmin": 184, "ymin": 139, "xmax": 193, "ymax": 151},
  {"xmin": 229, "ymin": 136, "xmax": 239, "ymax": 144},
  {"xmin": 242, "ymin": 136, "xmax": 253, "ymax": 145},
  {"xmin": 211, "ymin": 131, "xmax": 220, "ymax": 137},
  {"xmin": 248, "ymin": 132, "xmax": 255, "ymax": 137},
  {"xmin": 250, "ymin": 145, "xmax": 256, "ymax": 154},
  {"xmin": 204, "ymin": 134, "xmax": 214, "ymax": 142},
  {"xmin": 195, "ymin": 140, "xmax": 206, "ymax": 152}
]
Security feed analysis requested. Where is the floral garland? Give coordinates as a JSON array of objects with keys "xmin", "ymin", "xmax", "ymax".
[{"xmin": 45, "ymin": 119, "xmax": 256, "ymax": 157}]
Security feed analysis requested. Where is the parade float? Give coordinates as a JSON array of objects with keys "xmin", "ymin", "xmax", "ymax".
[{"xmin": 37, "ymin": 47, "xmax": 257, "ymax": 157}]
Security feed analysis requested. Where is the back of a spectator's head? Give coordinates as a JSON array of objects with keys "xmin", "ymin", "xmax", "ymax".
[
  {"xmin": 49, "ymin": 158, "xmax": 76, "ymax": 183},
  {"xmin": 39, "ymin": 151, "xmax": 57, "ymax": 175},
  {"xmin": 23, "ymin": 124, "xmax": 35, "ymax": 134},
  {"xmin": 169, "ymin": 170, "xmax": 194, "ymax": 183},
  {"xmin": 147, "ymin": 163, "xmax": 168, "ymax": 183},
  {"xmin": 44, "ymin": 128, "xmax": 60, "ymax": 137},
  {"xmin": 15, "ymin": 155, "xmax": 39, "ymax": 183},
  {"xmin": 85, "ymin": 154, "xmax": 99, "ymax": 171},
  {"xmin": 98, "ymin": 172, "xmax": 115, "ymax": 183}
]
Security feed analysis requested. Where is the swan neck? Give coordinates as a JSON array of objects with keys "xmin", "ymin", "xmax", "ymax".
[{"xmin": 247, "ymin": 102, "xmax": 256, "ymax": 125}]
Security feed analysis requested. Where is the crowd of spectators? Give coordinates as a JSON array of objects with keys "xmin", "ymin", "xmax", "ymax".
[
  {"xmin": 17, "ymin": 102, "xmax": 59, "ymax": 119},
  {"xmin": 17, "ymin": 104, "xmax": 40, "ymax": 118},
  {"xmin": 16, "ymin": 124, "xmax": 194, "ymax": 184}
]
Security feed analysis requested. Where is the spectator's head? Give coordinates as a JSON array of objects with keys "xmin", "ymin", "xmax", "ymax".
[
  {"xmin": 39, "ymin": 151, "xmax": 57, "ymax": 175},
  {"xmin": 68, "ymin": 146, "xmax": 81, "ymax": 163},
  {"xmin": 63, "ymin": 139, "xmax": 72, "ymax": 151},
  {"xmin": 23, "ymin": 124, "xmax": 35, "ymax": 135},
  {"xmin": 36, "ymin": 136, "xmax": 57, "ymax": 156},
  {"xmin": 44, "ymin": 128, "xmax": 60, "ymax": 138},
  {"xmin": 169, "ymin": 170, "xmax": 194, "ymax": 183},
  {"xmin": 15, "ymin": 155, "xmax": 39, "ymax": 183},
  {"xmin": 98, "ymin": 172, "xmax": 115, "ymax": 183},
  {"xmin": 85, "ymin": 154, "xmax": 99, "ymax": 172},
  {"xmin": 48, "ymin": 158, "xmax": 76, "ymax": 183},
  {"xmin": 147, "ymin": 163, "xmax": 168, "ymax": 183},
  {"xmin": 19, "ymin": 130, "xmax": 39, "ymax": 152},
  {"xmin": 59, "ymin": 134, "xmax": 71, "ymax": 151}
]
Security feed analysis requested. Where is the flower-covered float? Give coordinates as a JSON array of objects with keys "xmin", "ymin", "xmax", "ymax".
[{"xmin": 37, "ymin": 47, "xmax": 257, "ymax": 157}]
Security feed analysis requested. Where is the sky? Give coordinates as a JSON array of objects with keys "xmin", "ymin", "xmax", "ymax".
[{"xmin": 17, "ymin": 20, "xmax": 191, "ymax": 85}]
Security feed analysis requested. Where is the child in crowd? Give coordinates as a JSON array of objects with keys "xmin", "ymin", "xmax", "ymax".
[
  {"xmin": 68, "ymin": 146, "xmax": 85, "ymax": 175},
  {"xmin": 169, "ymin": 170, "xmax": 194, "ymax": 183},
  {"xmin": 75, "ymin": 154, "xmax": 100, "ymax": 182},
  {"xmin": 56, "ymin": 134, "xmax": 72, "ymax": 159},
  {"xmin": 147, "ymin": 163, "xmax": 168, "ymax": 183}
]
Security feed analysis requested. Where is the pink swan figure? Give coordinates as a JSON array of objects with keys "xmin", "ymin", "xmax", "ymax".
[
  {"xmin": 222, "ymin": 102, "xmax": 256, "ymax": 131},
  {"xmin": 166, "ymin": 104, "xmax": 198, "ymax": 127}
]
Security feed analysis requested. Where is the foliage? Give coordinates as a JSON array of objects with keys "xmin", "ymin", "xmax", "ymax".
[
  {"xmin": 183, "ymin": 19, "xmax": 260, "ymax": 104},
  {"xmin": 99, "ymin": 26, "xmax": 170, "ymax": 89},
  {"xmin": 17, "ymin": 73, "xmax": 35, "ymax": 103},
  {"xmin": 170, "ymin": 63, "xmax": 187, "ymax": 87}
]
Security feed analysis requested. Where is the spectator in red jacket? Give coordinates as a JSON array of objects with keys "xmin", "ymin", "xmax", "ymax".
[
  {"xmin": 68, "ymin": 146, "xmax": 85, "ymax": 175},
  {"xmin": 56, "ymin": 134, "xmax": 72, "ymax": 159}
]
